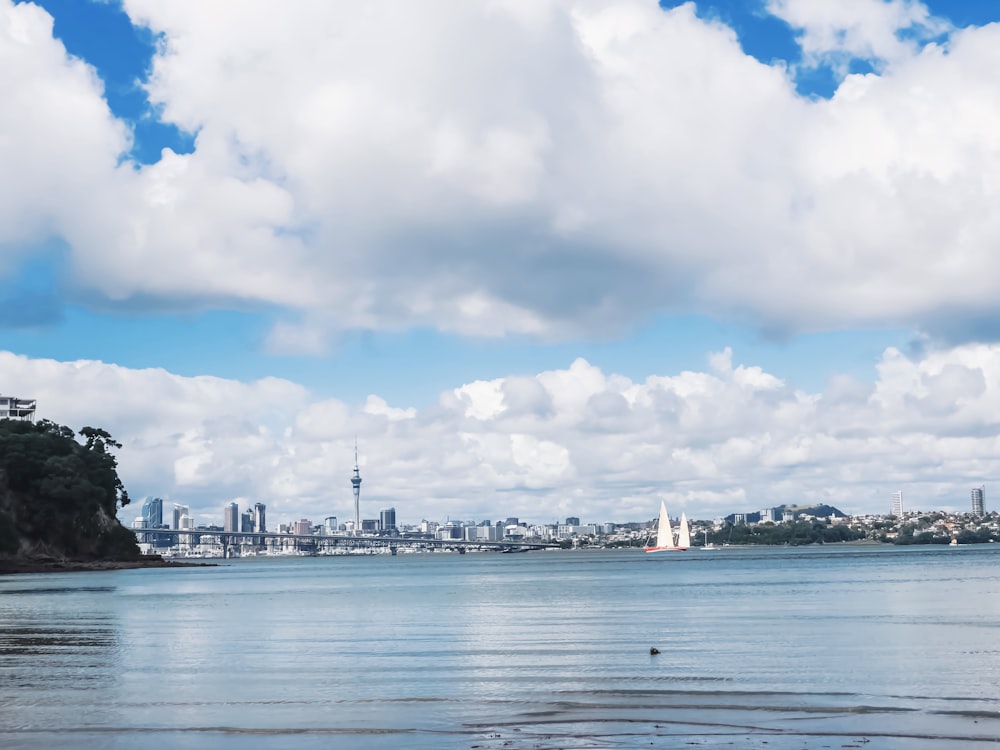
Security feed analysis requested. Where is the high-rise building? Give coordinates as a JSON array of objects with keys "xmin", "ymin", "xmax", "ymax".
[
  {"xmin": 142, "ymin": 497, "xmax": 163, "ymax": 528},
  {"xmin": 380, "ymin": 507, "xmax": 397, "ymax": 533},
  {"xmin": 241, "ymin": 510, "xmax": 254, "ymax": 532},
  {"xmin": 324, "ymin": 516, "xmax": 338, "ymax": 535},
  {"xmin": 972, "ymin": 486, "xmax": 985, "ymax": 517},
  {"xmin": 139, "ymin": 497, "xmax": 163, "ymax": 545},
  {"xmin": 891, "ymin": 490, "xmax": 903, "ymax": 517},
  {"xmin": 224, "ymin": 502, "xmax": 239, "ymax": 532},
  {"xmin": 253, "ymin": 502, "xmax": 267, "ymax": 533},
  {"xmin": 565, "ymin": 517, "xmax": 580, "ymax": 526},
  {"xmin": 351, "ymin": 440, "xmax": 363, "ymax": 534},
  {"xmin": 172, "ymin": 504, "xmax": 189, "ymax": 530}
]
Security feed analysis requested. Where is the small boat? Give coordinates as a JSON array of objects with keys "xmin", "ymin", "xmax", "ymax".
[
  {"xmin": 644, "ymin": 501, "xmax": 689, "ymax": 553},
  {"xmin": 701, "ymin": 530, "xmax": 719, "ymax": 550}
]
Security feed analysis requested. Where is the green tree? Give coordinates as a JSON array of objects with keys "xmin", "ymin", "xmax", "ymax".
[{"xmin": 0, "ymin": 419, "xmax": 138, "ymax": 561}]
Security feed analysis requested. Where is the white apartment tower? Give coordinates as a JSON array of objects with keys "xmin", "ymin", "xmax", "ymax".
[
  {"xmin": 891, "ymin": 490, "xmax": 903, "ymax": 517},
  {"xmin": 972, "ymin": 486, "xmax": 985, "ymax": 517}
]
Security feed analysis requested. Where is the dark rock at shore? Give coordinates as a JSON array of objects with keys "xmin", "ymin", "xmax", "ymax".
[{"xmin": 0, "ymin": 554, "xmax": 215, "ymax": 575}]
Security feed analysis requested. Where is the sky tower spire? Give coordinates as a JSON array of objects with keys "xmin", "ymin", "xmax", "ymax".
[{"xmin": 351, "ymin": 437, "xmax": 362, "ymax": 534}]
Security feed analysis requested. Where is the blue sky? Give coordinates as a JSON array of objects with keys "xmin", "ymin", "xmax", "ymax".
[{"xmin": 3, "ymin": 0, "xmax": 1000, "ymax": 524}]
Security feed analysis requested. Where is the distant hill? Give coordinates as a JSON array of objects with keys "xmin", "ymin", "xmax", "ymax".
[
  {"xmin": 0, "ymin": 419, "xmax": 139, "ymax": 565},
  {"xmin": 726, "ymin": 504, "xmax": 847, "ymax": 524}
]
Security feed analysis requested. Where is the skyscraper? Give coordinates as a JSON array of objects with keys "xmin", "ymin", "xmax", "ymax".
[
  {"xmin": 253, "ymin": 502, "xmax": 266, "ymax": 533},
  {"xmin": 140, "ymin": 497, "xmax": 163, "ymax": 545},
  {"xmin": 224, "ymin": 502, "xmax": 239, "ymax": 532},
  {"xmin": 173, "ymin": 504, "xmax": 189, "ymax": 530},
  {"xmin": 351, "ymin": 439, "xmax": 363, "ymax": 534},
  {"xmin": 972, "ymin": 486, "xmax": 985, "ymax": 517},
  {"xmin": 891, "ymin": 491, "xmax": 903, "ymax": 517},
  {"xmin": 142, "ymin": 497, "xmax": 163, "ymax": 528},
  {"xmin": 380, "ymin": 507, "xmax": 396, "ymax": 533}
]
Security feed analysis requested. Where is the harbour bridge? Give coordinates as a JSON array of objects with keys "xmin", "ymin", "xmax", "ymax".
[{"xmin": 132, "ymin": 528, "xmax": 559, "ymax": 557}]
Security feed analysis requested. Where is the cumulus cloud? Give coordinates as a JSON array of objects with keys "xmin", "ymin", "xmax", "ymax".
[
  {"xmin": 0, "ymin": 1, "xmax": 130, "ymax": 259},
  {"xmin": 767, "ymin": 0, "xmax": 949, "ymax": 69},
  {"xmin": 2, "ymin": 0, "xmax": 1000, "ymax": 344},
  {"xmin": 2, "ymin": 344, "xmax": 997, "ymax": 526}
]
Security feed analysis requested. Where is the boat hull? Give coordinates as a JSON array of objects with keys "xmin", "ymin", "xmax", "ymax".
[{"xmin": 643, "ymin": 546, "xmax": 688, "ymax": 553}]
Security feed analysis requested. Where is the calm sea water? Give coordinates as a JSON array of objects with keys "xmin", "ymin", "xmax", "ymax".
[{"xmin": 2, "ymin": 545, "xmax": 1000, "ymax": 749}]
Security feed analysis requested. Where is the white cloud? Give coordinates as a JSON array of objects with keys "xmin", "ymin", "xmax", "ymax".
[
  {"xmin": 3, "ymin": 344, "xmax": 998, "ymax": 525},
  {"xmin": 767, "ymin": 0, "xmax": 949, "ymax": 69},
  {"xmin": 3, "ymin": 0, "xmax": 1000, "ymax": 343},
  {"xmin": 0, "ymin": 1, "xmax": 130, "ymax": 256}
]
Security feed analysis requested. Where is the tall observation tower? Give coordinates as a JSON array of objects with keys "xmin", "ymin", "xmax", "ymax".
[{"xmin": 351, "ymin": 439, "xmax": 363, "ymax": 534}]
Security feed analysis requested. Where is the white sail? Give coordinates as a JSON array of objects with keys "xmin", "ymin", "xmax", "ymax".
[
  {"xmin": 655, "ymin": 501, "xmax": 673, "ymax": 548},
  {"xmin": 676, "ymin": 513, "xmax": 691, "ymax": 549}
]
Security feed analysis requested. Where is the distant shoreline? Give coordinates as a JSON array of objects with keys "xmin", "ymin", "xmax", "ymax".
[{"xmin": 0, "ymin": 555, "xmax": 216, "ymax": 576}]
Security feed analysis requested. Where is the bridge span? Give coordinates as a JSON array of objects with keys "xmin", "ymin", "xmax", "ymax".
[{"xmin": 133, "ymin": 528, "xmax": 559, "ymax": 557}]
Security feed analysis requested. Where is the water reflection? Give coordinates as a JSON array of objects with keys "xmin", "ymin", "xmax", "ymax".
[
  {"xmin": 3, "ymin": 549, "xmax": 1000, "ymax": 749},
  {"xmin": 0, "ymin": 578, "xmax": 122, "ymax": 729}
]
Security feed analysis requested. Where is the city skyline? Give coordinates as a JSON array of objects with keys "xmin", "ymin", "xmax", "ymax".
[
  {"xmin": 4, "ymin": 0, "xmax": 1000, "ymax": 524},
  {"xmin": 133, "ymin": 484, "xmax": 990, "ymax": 534}
]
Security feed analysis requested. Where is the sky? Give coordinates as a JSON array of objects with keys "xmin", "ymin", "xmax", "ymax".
[{"xmin": 2, "ymin": 0, "xmax": 1000, "ymax": 528}]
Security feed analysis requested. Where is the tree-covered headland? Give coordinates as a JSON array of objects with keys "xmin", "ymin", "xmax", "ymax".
[
  {"xmin": 710, "ymin": 520, "xmax": 866, "ymax": 546},
  {"xmin": 0, "ymin": 419, "xmax": 140, "ymax": 563}
]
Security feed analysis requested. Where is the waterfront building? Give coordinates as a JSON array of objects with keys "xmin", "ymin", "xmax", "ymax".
[
  {"xmin": 177, "ymin": 512, "xmax": 194, "ymax": 546},
  {"xmin": 972, "ymin": 486, "xmax": 985, "ymax": 517},
  {"xmin": 324, "ymin": 516, "xmax": 338, "ymax": 535},
  {"xmin": 361, "ymin": 519, "xmax": 378, "ymax": 533},
  {"xmin": 351, "ymin": 440, "xmax": 363, "ymax": 534},
  {"xmin": 0, "ymin": 395, "xmax": 36, "ymax": 421},
  {"xmin": 380, "ymin": 507, "xmax": 396, "ymax": 533},
  {"xmin": 891, "ymin": 491, "xmax": 903, "ymax": 517},
  {"xmin": 224, "ymin": 502, "xmax": 239, "ymax": 532},
  {"xmin": 294, "ymin": 519, "xmax": 311, "ymax": 535}
]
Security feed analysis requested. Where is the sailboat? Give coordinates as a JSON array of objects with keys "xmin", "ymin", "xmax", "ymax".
[{"xmin": 644, "ymin": 501, "xmax": 690, "ymax": 553}]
